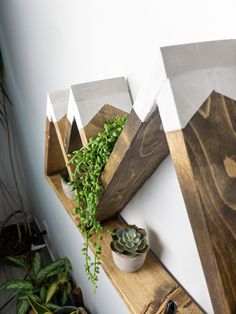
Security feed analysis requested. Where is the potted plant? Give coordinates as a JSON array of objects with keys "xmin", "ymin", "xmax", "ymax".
[
  {"xmin": 0, "ymin": 51, "xmax": 37, "ymax": 262},
  {"xmin": 60, "ymin": 169, "xmax": 74, "ymax": 200},
  {"xmin": 0, "ymin": 251, "xmax": 80, "ymax": 314},
  {"xmin": 0, "ymin": 210, "xmax": 45, "ymax": 264},
  {"xmin": 68, "ymin": 116, "xmax": 127, "ymax": 291},
  {"xmin": 110, "ymin": 225, "xmax": 149, "ymax": 272}
]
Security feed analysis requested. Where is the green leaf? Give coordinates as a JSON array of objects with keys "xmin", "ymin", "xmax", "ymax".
[
  {"xmin": 45, "ymin": 282, "xmax": 58, "ymax": 303},
  {"xmin": 16, "ymin": 298, "xmax": 30, "ymax": 314},
  {"xmin": 33, "ymin": 252, "xmax": 41, "ymax": 275},
  {"xmin": 30, "ymin": 294, "xmax": 42, "ymax": 302},
  {"xmin": 0, "ymin": 279, "xmax": 33, "ymax": 292},
  {"xmin": 66, "ymin": 281, "xmax": 72, "ymax": 295},
  {"xmin": 61, "ymin": 287, "xmax": 68, "ymax": 305},
  {"xmin": 27, "ymin": 295, "xmax": 53, "ymax": 314},
  {"xmin": 40, "ymin": 286, "xmax": 46, "ymax": 303},
  {"xmin": 37, "ymin": 258, "xmax": 69, "ymax": 280},
  {"xmin": 5, "ymin": 256, "xmax": 29, "ymax": 271},
  {"xmin": 45, "ymin": 303, "xmax": 61, "ymax": 311},
  {"xmin": 64, "ymin": 257, "xmax": 72, "ymax": 273}
]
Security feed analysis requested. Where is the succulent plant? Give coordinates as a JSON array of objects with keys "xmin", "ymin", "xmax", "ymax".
[{"xmin": 111, "ymin": 225, "xmax": 148, "ymax": 256}]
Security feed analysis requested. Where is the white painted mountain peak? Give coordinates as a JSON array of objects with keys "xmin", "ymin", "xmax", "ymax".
[
  {"xmin": 133, "ymin": 39, "xmax": 236, "ymax": 132},
  {"xmin": 48, "ymin": 77, "xmax": 132, "ymax": 129},
  {"xmin": 68, "ymin": 77, "xmax": 132, "ymax": 129},
  {"xmin": 46, "ymin": 89, "xmax": 69, "ymax": 122}
]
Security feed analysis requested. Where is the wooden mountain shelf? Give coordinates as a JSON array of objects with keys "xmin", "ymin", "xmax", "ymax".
[
  {"xmin": 46, "ymin": 174, "xmax": 203, "ymax": 314},
  {"xmin": 45, "ymin": 77, "xmax": 169, "ymax": 221},
  {"xmin": 166, "ymin": 91, "xmax": 236, "ymax": 314},
  {"xmin": 45, "ymin": 77, "xmax": 203, "ymax": 313},
  {"xmin": 153, "ymin": 40, "xmax": 236, "ymax": 314}
]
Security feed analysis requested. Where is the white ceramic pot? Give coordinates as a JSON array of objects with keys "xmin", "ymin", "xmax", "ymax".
[
  {"xmin": 111, "ymin": 247, "xmax": 149, "ymax": 272},
  {"xmin": 60, "ymin": 177, "xmax": 75, "ymax": 200}
]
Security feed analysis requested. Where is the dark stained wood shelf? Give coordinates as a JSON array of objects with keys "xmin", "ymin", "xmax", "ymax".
[
  {"xmin": 46, "ymin": 174, "xmax": 203, "ymax": 314},
  {"xmin": 166, "ymin": 91, "xmax": 236, "ymax": 314},
  {"xmin": 45, "ymin": 78, "xmax": 204, "ymax": 313}
]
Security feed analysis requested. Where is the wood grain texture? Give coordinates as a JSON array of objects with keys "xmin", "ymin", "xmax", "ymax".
[
  {"xmin": 46, "ymin": 174, "xmax": 203, "ymax": 314},
  {"xmin": 96, "ymin": 108, "xmax": 169, "ymax": 221},
  {"xmin": 166, "ymin": 91, "xmax": 236, "ymax": 314},
  {"xmin": 54, "ymin": 115, "xmax": 69, "ymax": 164},
  {"xmin": 64, "ymin": 118, "xmax": 82, "ymax": 154},
  {"xmin": 79, "ymin": 104, "xmax": 127, "ymax": 146},
  {"xmin": 44, "ymin": 118, "xmax": 65, "ymax": 175}
]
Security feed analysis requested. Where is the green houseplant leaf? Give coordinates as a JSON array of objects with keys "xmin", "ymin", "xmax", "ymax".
[
  {"xmin": 45, "ymin": 303, "xmax": 61, "ymax": 311},
  {"xmin": 40, "ymin": 286, "xmax": 46, "ymax": 303},
  {"xmin": 45, "ymin": 282, "xmax": 58, "ymax": 303},
  {"xmin": 0, "ymin": 250, "xmax": 73, "ymax": 313},
  {"xmin": 28, "ymin": 295, "xmax": 53, "ymax": 314},
  {"xmin": 33, "ymin": 251, "xmax": 42, "ymax": 275},
  {"xmin": 0, "ymin": 279, "xmax": 33, "ymax": 292},
  {"xmin": 16, "ymin": 298, "xmax": 30, "ymax": 314},
  {"xmin": 5, "ymin": 256, "xmax": 29, "ymax": 271},
  {"xmin": 37, "ymin": 258, "xmax": 71, "ymax": 280}
]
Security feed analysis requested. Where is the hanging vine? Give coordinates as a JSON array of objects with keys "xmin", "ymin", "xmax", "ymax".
[{"xmin": 68, "ymin": 115, "xmax": 127, "ymax": 291}]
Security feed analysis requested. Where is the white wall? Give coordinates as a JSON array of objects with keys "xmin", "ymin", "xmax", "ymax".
[
  {"xmin": 1, "ymin": 1, "xmax": 236, "ymax": 312},
  {"xmin": 0, "ymin": 119, "xmax": 30, "ymax": 221},
  {"xmin": 0, "ymin": 71, "xmax": 30, "ymax": 221}
]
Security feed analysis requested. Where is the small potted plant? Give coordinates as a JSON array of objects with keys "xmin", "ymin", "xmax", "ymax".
[
  {"xmin": 60, "ymin": 169, "xmax": 74, "ymax": 200},
  {"xmin": 110, "ymin": 225, "xmax": 149, "ymax": 272}
]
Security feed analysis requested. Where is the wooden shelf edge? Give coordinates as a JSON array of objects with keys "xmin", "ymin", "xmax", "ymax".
[{"xmin": 46, "ymin": 174, "xmax": 204, "ymax": 314}]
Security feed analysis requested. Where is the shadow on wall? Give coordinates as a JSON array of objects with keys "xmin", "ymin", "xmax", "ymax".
[{"xmin": 146, "ymin": 226, "xmax": 164, "ymax": 258}]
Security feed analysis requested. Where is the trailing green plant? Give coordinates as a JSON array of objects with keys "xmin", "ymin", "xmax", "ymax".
[
  {"xmin": 111, "ymin": 225, "xmax": 148, "ymax": 256},
  {"xmin": 0, "ymin": 251, "xmax": 72, "ymax": 314},
  {"xmin": 68, "ymin": 115, "xmax": 127, "ymax": 292}
]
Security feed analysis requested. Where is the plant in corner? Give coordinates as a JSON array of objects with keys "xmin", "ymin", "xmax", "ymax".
[
  {"xmin": 0, "ymin": 251, "xmax": 73, "ymax": 314},
  {"xmin": 0, "ymin": 50, "xmax": 37, "ymax": 262},
  {"xmin": 110, "ymin": 225, "xmax": 149, "ymax": 272},
  {"xmin": 68, "ymin": 115, "xmax": 127, "ymax": 291}
]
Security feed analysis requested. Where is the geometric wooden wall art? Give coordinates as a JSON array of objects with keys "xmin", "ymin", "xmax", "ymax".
[
  {"xmin": 45, "ymin": 89, "xmax": 70, "ymax": 176},
  {"xmin": 97, "ymin": 106, "xmax": 169, "ymax": 220},
  {"xmin": 65, "ymin": 77, "xmax": 132, "ymax": 152},
  {"xmin": 45, "ymin": 77, "xmax": 169, "ymax": 221},
  {"xmin": 152, "ymin": 40, "xmax": 236, "ymax": 314},
  {"xmin": 45, "ymin": 77, "xmax": 204, "ymax": 313},
  {"xmin": 166, "ymin": 91, "xmax": 236, "ymax": 314},
  {"xmin": 46, "ymin": 77, "xmax": 131, "ymax": 176}
]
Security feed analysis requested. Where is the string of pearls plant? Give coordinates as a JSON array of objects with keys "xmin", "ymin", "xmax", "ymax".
[{"xmin": 68, "ymin": 115, "xmax": 127, "ymax": 292}]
